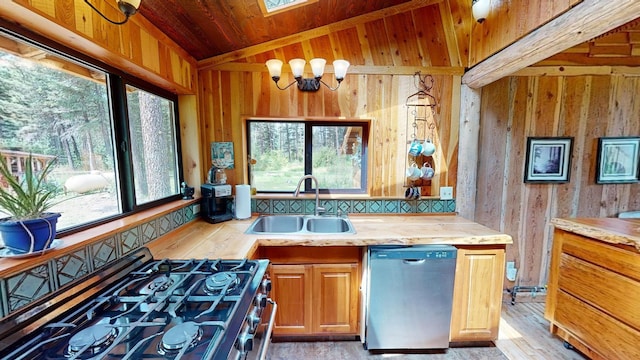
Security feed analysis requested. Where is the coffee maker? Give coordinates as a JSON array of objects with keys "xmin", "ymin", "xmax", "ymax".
[
  {"xmin": 201, "ymin": 165, "xmax": 233, "ymax": 223},
  {"xmin": 201, "ymin": 183, "xmax": 233, "ymax": 223}
]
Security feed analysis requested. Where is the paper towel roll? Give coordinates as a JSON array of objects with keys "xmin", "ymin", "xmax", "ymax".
[{"xmin": 235, "ymin": 184, "xmax": 251, "ymax": 219}]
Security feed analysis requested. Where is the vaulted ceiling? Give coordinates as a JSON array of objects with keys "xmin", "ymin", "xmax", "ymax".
[{"xmin": 137, "ymin": 0, "xmax": 413, "ymax": 61}]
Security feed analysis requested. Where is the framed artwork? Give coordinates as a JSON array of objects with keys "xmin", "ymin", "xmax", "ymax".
[
  {"xmin": 596, "ymin": 137, "xmax": 640, "ymax": 184},
  {"xmin": 210, "ymin": 141, "xmax": 234, "ymax": 169},
  {"xmin": 524, "ymin": 137, "xmax": 573, "ymax": 183}
]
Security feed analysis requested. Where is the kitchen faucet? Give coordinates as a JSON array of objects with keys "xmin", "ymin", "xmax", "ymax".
[{"xmin": 293, "ymin": 174, "xmax": 325, "ymax": 216}]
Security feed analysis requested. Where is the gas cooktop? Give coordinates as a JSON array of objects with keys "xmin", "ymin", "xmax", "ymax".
[{"xmin": 0, "ymin": 248, "xmax": 273, "ymax": 360}]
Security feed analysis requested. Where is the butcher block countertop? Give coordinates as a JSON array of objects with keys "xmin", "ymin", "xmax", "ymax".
[
  {"xmin": 146, "ymin": 214, "xmax": 513, "ymax": 260},
  {"xmin": 551, "ymin": 217, "xmax": 640, "ymax": 251}
]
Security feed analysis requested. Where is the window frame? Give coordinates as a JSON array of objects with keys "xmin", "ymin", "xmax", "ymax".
[
  {"xmin": 0, "ymin": 24, "xmax": 184, "ymax": 235},
  {"xmin": 246, "ymin": 117, "xmax": 369, "ymax": 194}
]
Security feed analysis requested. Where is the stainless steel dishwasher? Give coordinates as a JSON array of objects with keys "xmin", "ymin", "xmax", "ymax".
[{"xmin": 364, "ymin": 245, "xmax": 457, "ymax": 350}]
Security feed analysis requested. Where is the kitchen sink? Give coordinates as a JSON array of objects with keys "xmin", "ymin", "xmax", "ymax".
[
  {"xmin": 245, "ymin": 215, "xmax": 356, "ymax": 235},
  {"xmin": 246, "ymin": 215, "xmax": 304, "ymax": 233},
  {"xmin": 306, "ymin": 217, "xmax": 353, "ymax": 233}
]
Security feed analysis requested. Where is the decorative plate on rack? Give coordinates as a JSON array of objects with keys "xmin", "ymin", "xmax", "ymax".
[{"xmin": 0, "ymin": 239, "xmax": 62, "ymax": 259}]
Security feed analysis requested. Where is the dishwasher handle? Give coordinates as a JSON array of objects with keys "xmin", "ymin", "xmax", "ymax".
[{"xmin": 402, "ymin": 259, "xmax": 426, "ymax": 264}]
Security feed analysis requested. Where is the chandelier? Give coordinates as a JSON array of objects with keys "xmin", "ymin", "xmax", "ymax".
[{"xmin": 265, "ymin": 58, "xmax": 350, "ymax": 92}]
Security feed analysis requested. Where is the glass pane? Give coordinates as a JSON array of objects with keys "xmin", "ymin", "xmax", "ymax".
[
  {"xmin": 263, "ymin": 0, "xmax": 306, "ymax": 12},
  {"xmin": 312, "ymin": 126, "xmax": 363, "ymax": 189},
  {"xmin": 248, "ymin": 122, "xmax": 305, "ymax": 192},
  {"xmin": 0, "ymin": 34, "xmax": 120, "ymax": 230},
  {"xmin": 126, "ymin": 86, "xmax": 179, "ymax": 205}
]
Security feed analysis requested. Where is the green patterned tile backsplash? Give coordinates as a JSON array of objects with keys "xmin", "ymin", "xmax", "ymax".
[
  {"xmin": 0, "ymin": 203, "xmax": 199, "ymax": 318},
  {"xmin": 250, "ymin": 198, "xmax": 455, "ymax": 215}
]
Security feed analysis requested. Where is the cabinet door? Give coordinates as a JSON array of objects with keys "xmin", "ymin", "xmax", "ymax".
[
  {"xmin": 311, "ymin": 263, "xmax": 359, "ymax": 334},
  {"xmin": 271, "ymin": 264, "xmax": 313, "ymax": 335},
  {"xmin": 450, "ymin": 246, "xmax": 505, "ymax": 342}
]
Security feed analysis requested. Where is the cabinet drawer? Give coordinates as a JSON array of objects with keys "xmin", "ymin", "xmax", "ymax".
[
  {"xmin": 561, "ymin": 232, "xmax": 640, "ymax": 282},
  {"xmin": 556, "ymin": 291, "xmax": 640, "ymax": 360},
  {"xmin": 260, "ymin": 246, "xmax": 361, "ymax": 264},
  {"xmin": 558, "ymin": 253, "xmax": 640, "ymax": 330}
]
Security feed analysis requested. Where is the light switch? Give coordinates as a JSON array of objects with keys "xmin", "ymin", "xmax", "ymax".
[{"xmin": 440, "ymin": 186, "xmax": 453, "ymax": 200}]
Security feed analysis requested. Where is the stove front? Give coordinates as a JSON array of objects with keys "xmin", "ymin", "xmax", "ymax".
[{"xmin": 0, "ymin": 248, "xmax": 275, "ymax": 360}]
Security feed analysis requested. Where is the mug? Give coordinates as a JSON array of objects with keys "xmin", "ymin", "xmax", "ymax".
[
  {"xmin": 422, "ymin": 139, "xmax": 436, "ymax": 156},
  {"xmin": 404, "ymin": 186, "xmax": 420, "ymax": 199},
  {"xmin": 421, "ymin": 163, "xmax": 435, "ymax": 180},
  {"xmin": 408, "ymin": 140, "xmax": 423, "ymax": 157},
  {"xmin": 404, "ymin": 186, "xmax": 413, "ymax": 199},
  {"xmin": 406, "ymin": 163, "xmax": 421, "ymax": 181}
]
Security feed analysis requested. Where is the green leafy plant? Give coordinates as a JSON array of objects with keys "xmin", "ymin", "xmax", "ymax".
[{"xmin": 0, "ymin": 154, "xmax": 61, "ymax": 220}]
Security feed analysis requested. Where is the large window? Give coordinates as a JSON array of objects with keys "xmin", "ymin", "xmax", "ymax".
[
  {"xmin": 126, "ymin": 86, "xmax": 180, "ymax": 206},
  {"xmin": 0, "ymin": 30, "xmax": 182, "ymax": 232},
  {"xmin": 247, "ymin": 119, "xmax": 368, "ymax": 193}
]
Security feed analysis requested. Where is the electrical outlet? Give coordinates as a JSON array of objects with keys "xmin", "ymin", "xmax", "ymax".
[
  {"xmin": 439, "ymin": 186, "xmax": 453, "ymax": 200},
  {"xmin": 506, "ymin": 261, "xmax": 517, "ymax": 281},
  {"xmin": 193, "ymin": 203, "xmax": 201, "ymax": 215}
]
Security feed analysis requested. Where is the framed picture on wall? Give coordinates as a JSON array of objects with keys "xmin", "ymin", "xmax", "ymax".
[
  {"xmin": 524, "ymin": 137, "xmax": 573, "ymax": 183},
  {"xmin": 211, "ymin": 141, "xmax": 235, "ymax": 169},
  {"xmin": 596, "ymin": 137, "xmax": 640, "ymax": 184}
]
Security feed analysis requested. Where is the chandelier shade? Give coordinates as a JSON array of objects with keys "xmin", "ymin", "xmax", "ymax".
[{"xmin": 472, "ymin": 0, "xmax": 490, "ymax": 23}]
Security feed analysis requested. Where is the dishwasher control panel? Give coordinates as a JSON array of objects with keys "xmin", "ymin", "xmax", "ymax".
[{"xmin": 369, "ymin": 245, "xmax": 457, "ymax": 260}]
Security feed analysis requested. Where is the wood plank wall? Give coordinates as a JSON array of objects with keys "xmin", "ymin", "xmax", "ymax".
[
  {"xmin": 475, "ymin": 75, "xmax": 640, "ymax": 288},
  {"xmin": 198, "ymin": 69, "xmax": 459, "ymax": 197},
  {"xmin": 468, "ymin": 0, "xmax": 581, "ymax": 67},
  {"xmin": 197, "ymin": 1, "xmax": 466, "ymax": 197},
  {"xmin": 1, "ymin": 0, "xmax": 196, "ymax": 94}
]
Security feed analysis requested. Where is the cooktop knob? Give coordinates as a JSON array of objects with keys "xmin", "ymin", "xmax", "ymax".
[
  {"xmin": 248, "ymin": 308, "xmax": 261, "ymax": 332},
  {"xmin": 254, "ymin": 293, "xmax": 267, "ymax": 308},
  {"xmin": 237, "ymin": 331, "xmax": 254, "ymax": 352},
  {"xmin": 262, "ymin": 278, "xmax": 272, "ymax": 292}
]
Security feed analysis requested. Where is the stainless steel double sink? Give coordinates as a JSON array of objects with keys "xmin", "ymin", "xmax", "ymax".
[{"xmin": 245, "ymin": 214, "xmax": 356, "ymax": 235}]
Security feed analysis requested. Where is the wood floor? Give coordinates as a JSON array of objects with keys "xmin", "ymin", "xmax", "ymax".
[
  {"xmin": 268, "ymin": 301, "xmax": 588, "ymax": 360},
  {"xmin": 496, "ymin": 302, "xmax": 587, "ymax": 360}
]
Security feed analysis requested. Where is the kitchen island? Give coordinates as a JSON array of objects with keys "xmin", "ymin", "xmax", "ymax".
[
  {"xmin": 546, "ymin": 217, "xmax": 640, "ymax": 360},
  {"xmin": 146, "ymin": 214, "xmax": 512, "ymax": 342}
]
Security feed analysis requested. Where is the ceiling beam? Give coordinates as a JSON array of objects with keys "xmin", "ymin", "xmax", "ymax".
[
  {"xmin": 462, "ymin": 0, "xmax": 640, "ymax": 89},
  {"xmin": 198, "ymin": 0, "xmax": 442, "ymax": 70},
  {"xmin": 512, "ymin": 65, "xmax": 640, "ymax": 77},
  {"xmin": 209, "ymin": 61, "xmax": 464, "ymax": 76}
]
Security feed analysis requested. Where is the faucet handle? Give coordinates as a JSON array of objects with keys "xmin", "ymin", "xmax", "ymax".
[{"xmin": 316, "ymin": 205, "xmax": 326, "ymax": 216}]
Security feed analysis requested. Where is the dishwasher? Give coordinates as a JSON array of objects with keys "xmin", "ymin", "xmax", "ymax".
[{"xmin": 364, "ymin": 245, "xmax": 457, "ymax": 350}]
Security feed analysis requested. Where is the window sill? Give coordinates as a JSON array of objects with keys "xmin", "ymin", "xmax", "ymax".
[{"xmin": 0, "ymin": 198, "xmax": 200, "ymax": 277}]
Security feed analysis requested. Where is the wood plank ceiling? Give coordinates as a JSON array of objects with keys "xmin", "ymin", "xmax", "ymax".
[
  {"xmin": 138, "ymin": 0, "xmax": 412, "ymax": 61},
  {"xmin": 137, "ymin": 0, "xmax": 640, "ymax": 72}
]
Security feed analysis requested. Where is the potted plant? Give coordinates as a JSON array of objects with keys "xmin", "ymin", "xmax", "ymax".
[{"xmin": 0, "ymin": 153, "xmax": 62, "ymax": 253}]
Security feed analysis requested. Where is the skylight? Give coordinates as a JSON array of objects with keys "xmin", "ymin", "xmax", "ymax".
[{"xmin": 259, "ymin": 0, "xmax": 318, "ymax": 15}]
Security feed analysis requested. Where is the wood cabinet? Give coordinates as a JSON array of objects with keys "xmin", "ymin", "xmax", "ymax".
[
  {"xmin": 259, "ymin": 246, "xmax": 361, "ymax": 337},
  {"xmin": 545, "ymin": 229, "xmax": 640, "ymax": 360},
  {"xmin": 270, "ymin": 264, "xmax": 313, "ymax": 334},
  {"xmin": 450, "ymin": 245, "xmax": 505, "ymax": 342},
  {"xmin": 259, "ymin": 244, "xmax": 505, "ymax": 342}
]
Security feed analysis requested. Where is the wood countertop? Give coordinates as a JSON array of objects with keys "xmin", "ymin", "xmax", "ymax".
[
  {"xmin": 551, "ymin": 217, "xmax": 640, "ymax": 251},
  {"xmin": 147, "ymin": 214, "xmax": 513, "ymax": 260}
]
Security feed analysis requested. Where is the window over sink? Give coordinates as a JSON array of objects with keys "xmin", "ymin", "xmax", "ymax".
[
  {"xmin": 0, "ymin": 29, "xmax": 183, "ymax": 233},
  {"xmin": 246, "ymin": 119, "xmax": 368, "ymax": 194}
]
